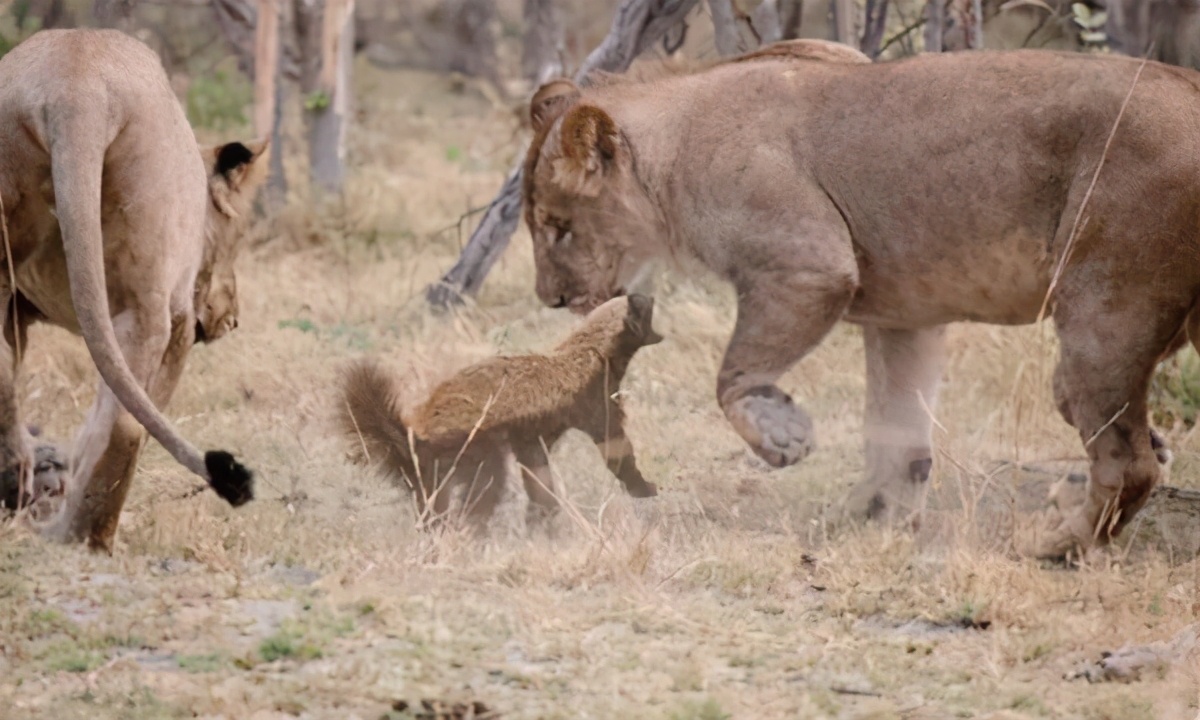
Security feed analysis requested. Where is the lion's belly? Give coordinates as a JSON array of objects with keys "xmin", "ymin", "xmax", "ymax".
[{"xmin": 843, "ymin": 232, "xmax": 1054, "ymax": 329}]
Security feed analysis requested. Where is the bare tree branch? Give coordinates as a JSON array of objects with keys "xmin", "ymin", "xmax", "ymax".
[
  {"xmin": 212, "ymin": 0, "xmax": 301, "ymax": 81},
  {"xmin": 862, "ymin": 0, "xmax": 890, "ymax": 56},
  {"xmin": 426, "ymin": 0, "xmax": 701, "ymax": 308}
]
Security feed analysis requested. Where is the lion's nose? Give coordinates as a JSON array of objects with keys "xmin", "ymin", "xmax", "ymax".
[{"xmin": 231, "ymin": 317, "xmax": 238, "ymax": 330}]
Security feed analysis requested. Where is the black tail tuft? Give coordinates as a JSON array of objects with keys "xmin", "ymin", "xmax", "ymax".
[{"xmin": 204, "ymin": 450, "xmax": 255, "ymax": 507}]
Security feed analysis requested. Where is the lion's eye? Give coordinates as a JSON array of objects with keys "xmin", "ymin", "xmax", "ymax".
[{"xmin": 556, "ymin": 229, "xmax": 573, "ymax": 247}]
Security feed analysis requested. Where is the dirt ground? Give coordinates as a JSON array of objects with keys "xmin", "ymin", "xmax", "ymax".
[{"xmin": 1, "ymin": 61, "xmax": 1198, "ymax": 720}]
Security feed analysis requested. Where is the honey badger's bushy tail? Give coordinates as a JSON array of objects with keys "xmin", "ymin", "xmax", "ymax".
[{"xmin": 337, "ymin": 360, "xmax": 417, "ymax": 488}]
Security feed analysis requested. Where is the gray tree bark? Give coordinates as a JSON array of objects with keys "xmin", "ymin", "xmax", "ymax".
[
  {"xmin": 254, "ymin": 0, "xmax": 287, "ymax": 205},
  {"xmin": 307, "ymin": 0, "xmax": 354, "ymax": 194},
  {"xmin": 924, "ymin": 0, "xmax": 945, "ymax": 51},
  {"xmin": 779, "ymin": 0, "xmax": 804, "ymax": 38},
  {"xmin": 1107, "ymin": 0, "xmax": 1200, "ymax": 69},
  {"xmin": 708, "ymin": 0, "xmax": 744, "ymax": 55},
  {"xmin": 707, "ymin": 0, "xmax": 783, "ymax": 55},
  {"xmin": 15, "ymin": 0, "xmax": 72, "ymax": 30},
  {"xmin": 521, "ymin": 0, "xmax": 564, "ymax": 84},
  {"xmin": 831, "ymin": 0, "xmax": 857, "ymax": 45},
  {"xmin": 861, "ymin": 0, "xmax": 890, "ymax": 56},
  {"xmin": 92, "ymin": 0, "xmax": 133, "ymax": 29},
  {"xmin": 970, "ymin": 0, "xmax": 984, "ymax": 48},
  {"xmin": 426, "ymin": 0, "xmax": 702, "ymax": 308},
  {"xmin": 213, "ymin": 0, "xmax": 302, "ymax": 81}
]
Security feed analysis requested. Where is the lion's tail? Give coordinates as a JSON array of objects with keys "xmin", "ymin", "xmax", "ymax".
[
  {"xmin": 45, "ymin": 89, "xmax": 253, "ymax": 511},
  {"xmin": 338, "ymin": 359, "xmax": 419, "ymax": 489}
]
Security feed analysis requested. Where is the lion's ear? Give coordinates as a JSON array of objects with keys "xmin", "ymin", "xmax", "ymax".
[
  {"xmin": 551, "ymin": 105, "xmax": 619, "ymax": 196},
  {"xmin": 206, "ymin": 138, "xmax": 270, "ymax": 217},
  {"xmin": 531, "ymin": 79, "xmax": 581, "ymax": 134},
  {"xmin": 212, "ymin": 138, "xmax": 270, "ymax": 189}
]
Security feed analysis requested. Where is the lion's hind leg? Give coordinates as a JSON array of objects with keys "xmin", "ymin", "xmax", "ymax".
[
  {"xmin": 845, "ymin": 325, "xmax": 946, "ymax": 529},
  {"xmin": 1034, "ymin": 287, "xmax": 1189, "ymax": 558},
  {"xmin": 0, "ymin": 290, "xmax": 39, "ymax": 512},
  {"xmin": 46, "ymin": 310, "xmax": 189, "ymax": 552}
]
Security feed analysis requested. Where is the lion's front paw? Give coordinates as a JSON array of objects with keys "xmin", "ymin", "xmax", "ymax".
[{"xmin": 725, "ymin": 386, "xmax": 814, "ymax": 468}]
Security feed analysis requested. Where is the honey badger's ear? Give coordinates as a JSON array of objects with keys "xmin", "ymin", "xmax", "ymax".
[
  {"xmin": 531, "ymin": 79, "xmax": 581, "ymax": 134},
  {"xmin": 625, "ymin": 294, "xmax": 663, "ymax": 345}
]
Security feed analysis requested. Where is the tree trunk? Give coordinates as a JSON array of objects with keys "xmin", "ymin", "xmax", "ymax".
[
  {"xmin": 708, "ymin": 0, "xmax": 744, "ymax": 56},
  {"xmin": 254, "ymin": 0, "xmax": 287, "ymax": 205},
  {"xmin": 831, "ymin": 0, "xmax": 857, "ymax": 45},
  {"xmin": 426, "ymin": 0, "xmax": 701, "ymax": 308},
  {"xmin": 92, "ymin": 0, "xmax": 133, "ymax": 30},
  {"xmin": 861, "ymin": 0, "xmax": 890, "ymax": 57},
  {"xmin": 214, "ymin": 0, "xmax": 303, "ymax": 81},
  {"xmin": 1107, "ymin": 0, "xmax": 1200, "ymax": 69},
  {"xmin": 779, "ymin": 0, "xmax": 804, "ymax": 39},
  {"xmin": 308, "ymin": 0, "xmax": 354, "ymax": 194},
  {"xmin": 709, "ymin": 0, "xmax": 783, "ymax": 57},
  {"xmin": 521, "ymin": 0, "xmax": 563, "ymax": 84},
  {"xmin": 924, "ymin": 0, "xmax": 945, "ymax": 51},
  {"xmin": 970, "ymin": 0, "xmax": 983, "ymax": 48},
  {"xmin": 15, "ymin": 0, "xmax": 71, "ymax": 30}
]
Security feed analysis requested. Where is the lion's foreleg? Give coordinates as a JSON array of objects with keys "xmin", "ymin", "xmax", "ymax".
[
  {"xmin": 845, "ymin": 325, "xmax": 946, "ymax": 528},
  {"xmin": 716, "ymin": 266, "xmax": 856, "ymax": 468},
  {"xmin": 48, "ymin": 310, "xmax": 186, "ymax": 552}
]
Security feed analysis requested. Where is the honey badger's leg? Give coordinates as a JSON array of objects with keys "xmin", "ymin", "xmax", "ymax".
[
  {"xmin": 460, "ymin": 450, "xmax": 507, "ymax": 529},
  {"xmin": 845, "ymin": 325, "xmax": 946, "ymax": 527},
  {"xmin": 513, "ymin": 441, "xmax": 559, "ymax": 529},
  {"xmin": 584, "ymin": 404, "xmax": 657, "ymax": 498},
  {"xmin": 49, "ymin": 311, "xmax": 190, "ymax": 552},
  {"xmin": 717, "ymin": 236, "xmax": 858, "ymax": 468}
]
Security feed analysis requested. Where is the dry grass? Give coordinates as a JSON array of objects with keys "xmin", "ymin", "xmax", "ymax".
[{"xmin": 0, "ymin": 60, "xmax": 1197, "ymax": 719}]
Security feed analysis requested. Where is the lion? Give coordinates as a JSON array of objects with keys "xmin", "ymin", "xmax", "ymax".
[
  {"xmin": 520, "ymin": 38, "xmax": 1200, "ymax": 558},
  {"xmin": 0, "ymin": 29, "xmax": 268, "ymax": 551},
  {"xmin": 338, "ymin": 294, "xmax": 661, "ymax": 529}
]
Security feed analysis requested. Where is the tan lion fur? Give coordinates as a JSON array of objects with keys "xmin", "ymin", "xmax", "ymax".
[
  {"xmin": 339, "ymin": 295, "xmax": 662, "ymax": 529},
  {"xmin": 0, "ymin": 29, "xmax": 267, "ymax": 551},
  {"xmin": 521, "ymin": 38, "xmax": 1200, "ymax": 557}
]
